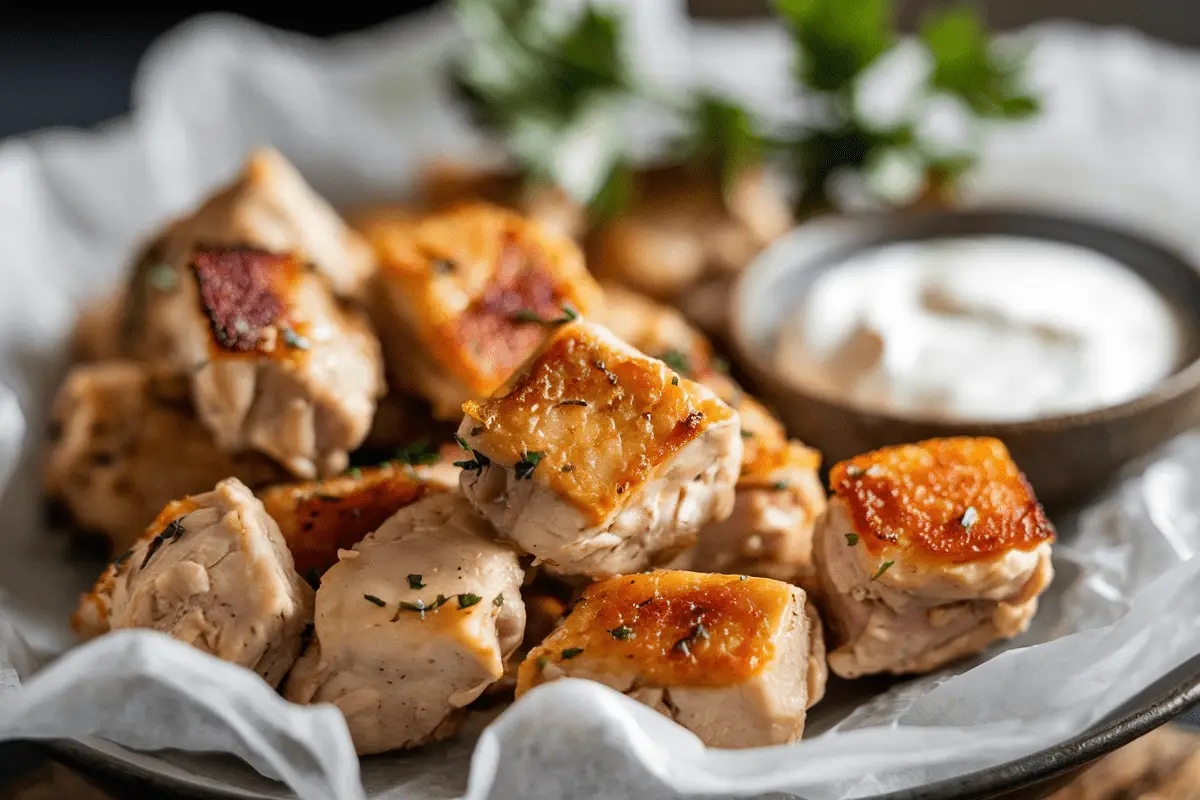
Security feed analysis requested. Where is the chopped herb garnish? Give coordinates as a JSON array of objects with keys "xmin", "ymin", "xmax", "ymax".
[
  {"xmin": 514, "ymin": 451, "xmax": 544, "ymax": 480},
  {"xmin": 512, "ymin": 306, "xmax": 578, "ymax": 325},
  {"xmin": 846, "ymin": 533, "xmax": 859, "ymax": 546},
  {"xmin": 846, "ymin": 465, "xmax": 864, "ymax": 478},
  {"xmin": 674, "ymin": 623, "xmax": 710, "ymax": 656},
  {"xmin": 280, "ymin": 326, "xmax": 311, "ymax": 351},
  {"xmin": 364, "ymin": 594, "xmax": 387, "ymax": 607},
  {"xmin": 561, "ymin": 647, "xmax": 584, "ymax": 660},
  {"xmin": 455, "ymin": 434, "xmax": 472, "ymax": 451},
  {"xmin": 741, "ymin": 430, "xmax": 754, "ymax": 439},
  {"xmin": 346, "ymin": 467, "xmax": 362, "ymax": 480},
  {"xmin": 609, "ymin": 625, "xmax": 634, "ymax": 640},
  {"xmin": 961, "ymin": 506, "xmax": 979, "ymax": 530},
  {"xmin": 557, "ymin": 399, "xmax": 588, "ymax": 407},
  {"xmin": 147, "ymin": 264, "xmax": 178, "ymax": 293},
  {"xmin": 660, "ymin": 349, "xmax": 691, "ymax": 377},
  {"xmin": 470, "ymin": 425, "xmax": 484, "ymax": 436},
  {"xmin": 140, "ymin": 518, "xmax": 187, "ymax": 569},
  {"xmin": 560, "ymin": 464, "xmax": 575, "ymax": 473},
  {"xmin": 455, "ymin": 449, "xmax": 492, "ymax": 472},
  {"xmin": 431, "ymin": 258, "xmax": 456, "ymax": 274},
  {"xmin": 493, "ymin": 593, "xmax": 504, "ymax": 607},
  {"xmin": 773, "ymin": 481, "xmax": 789, "ymax": 491},
  {"xmin": 395, "ymin": 438, "xmax": 440, "ymax": 466},
  {"xmin": 397, "ymin": 594, "xmax": 452, "ymax": 619},
  {"xmin": 871, "ymin": 561, "xmax": 895, "ymax": 581},
  {"xmin": 537, "ymin": 655, "xmax": 550, "ymax": 671},
  {"xmin": 407, "ymin": 574, "xmax": 425, "ymax": 590},
  {"xmin": 671, "ymin": 376, "xmax": 679, "ymax": 386},
  {"xmin": 458, "ymin": 593, "xmax": 483, "ymax": 609}
]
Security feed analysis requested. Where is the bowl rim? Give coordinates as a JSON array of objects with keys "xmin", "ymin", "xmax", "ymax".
[{"xmin": 730, "ymin": 206, "xmax": 1200, "ymax": 432}]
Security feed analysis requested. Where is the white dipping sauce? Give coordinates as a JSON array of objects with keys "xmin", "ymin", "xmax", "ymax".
[{"xmin": 774, "ymin": 236, "xmax": 1188, "ymax": 421}]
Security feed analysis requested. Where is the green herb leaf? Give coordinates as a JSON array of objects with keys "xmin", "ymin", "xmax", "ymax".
[
  {"xmin": 846, "ymin": 533, "xmax": 859, "ymax": 546},
  {"xmin": 659, "ymin": 349, "xmax": 691, "ymax": 377},
  {"xmin": 514, "ymin": 451, "xmax": 544, "ymax": 480},
  {"xmin": 455, "ymin": 434, "xmax": 472, "ymax": 452},
  {"xmin": 561, "ymin": 647, "xmax": 584, "ymax": 660},
  {"xmin": 671, "ymin": 376, "xmax": 679, "ymax": 386},
  {"xmin": 871, "ymin": 560, "xmax": 895, "ymax": 581},
  {"xmin": 774, "ymin": 0, "xmax": 894, "ymax": 92},
  {"xmin": 609, "ymin": 625, "xmax": 634, "ymax": 640},
  {"xmin": 458, "ymin": 593, "xmax": 483, "ymax": 609},
  {"xmin": 364, "ymin": 594, "xmax": 387, "ymax": 607},
  {"xmin": 455, "ymin": 449, "xmax": 492, "ymax": 473},
  {"xmin": 407, "ymin": 574, "xmax": 425, "ymax": 590},
  {"xmin": 558, "ymin": 399, "xmax": 588, "ymax": 407},
  {"xmin": 537, "ymin": 655, "xmax": 550, "ymax": 670},
  {"xmin": 395, "ymin": 438, "xmax": 441, "ymax": 466},
  {"xmin": 494, "ymin": 593, "xmax": 505, "ymax": 607}
]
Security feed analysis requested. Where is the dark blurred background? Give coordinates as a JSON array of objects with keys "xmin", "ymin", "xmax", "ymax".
[{"xmin": 3, "ymin": 2, "xmax": 1199, "ymax": 140}]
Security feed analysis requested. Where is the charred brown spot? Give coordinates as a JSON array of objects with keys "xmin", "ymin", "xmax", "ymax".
[{"xmin": 192, "ymin": 248, "xmax": 294, "ymax": 352}]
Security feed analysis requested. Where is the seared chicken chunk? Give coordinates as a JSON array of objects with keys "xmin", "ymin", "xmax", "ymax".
[
  {"xmin": 139, "ymin": 246, "xmax": 384, "ymax": 478},
  {"xmin": 160, "ymin": 148, "xmax": 375, "ymax": 298},
  {"xmin": 457, "ymin": 321, "xmax": 741, "ymax": 578},
  {"xmin": 815, "ymin": 438, "xmax": 1055, "ymax": 678},
  {"xmin": 517, "ymin": 570, "xmax": 826, "ymax": 748},
  {"xmin": 588, "ymin": 166, "xmax": 791, "ymax": 335},
  {"xmin": 594, "ymin": 288, "xmax": 826, "ymax": 584},
  {"xmin": 260, "ymin": 463, "xmax": 451, "ymax": 578},
  {"xmin": 73, "ymin": 478, "xmax": 314, "ymax": 687},
  {"xmin": 283, "ymin": 492, "xmax": 525, "ymax": 754},
  {"xmin": 365, "ymin": 202, "xmax": 602, "ymax": 419},
  {"xmin": 45, "ymin": 362, "xmax": 284, "ymax": 553},
  {"xmin": 418, "ymin": 160, "xmax": 586, "ymax": 241}
]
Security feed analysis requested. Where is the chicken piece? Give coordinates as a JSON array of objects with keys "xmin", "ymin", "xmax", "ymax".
[
  {"xmin": 283, "ymin": 492, "xmax": 525, "ymax": 754},
  {"xmin": 594, "ymin": 287, "xmax": 826, "ymax": 585},
  {"xmin": 138, "ymin": 246, "xmax": 384, "ymax": 478},
  {"xmin": 160, "ymin": 148, "xmax": 375, "ymax": 298},
  {"xmin": 260, "ymin": 463, "xmax": 451, "ymax": 578},
  {"xmin": 516, "ymin": 570, "xmax": 826, "ymax": 748},
  {"xmin": 73, "ymin": 478, "xmax": 314, "ymax": 687},
  {"xmin": 418, "ymin": 159, "xmax": 586, "ymax": 241},
  {"xmin": 365, "ymin": 202, "xmax": 602, "ymax": 419},
  {"xmin": 44, "ymin": 362, "xmax": 285, "ymax": 554},
  {"xmin": 456, "ymin": 321, "xmax": 741, "ymax": 578},
  {"xmin": 814, "ymin": 437, "xmax": 1055, "ymax": 679},
  {"xmin": 587, "ymin": 165, "xmax": 791, "ymax": 304},
  {"xmin": 69, "ymin": 293, "xmax": 127, "ymax": 363}
]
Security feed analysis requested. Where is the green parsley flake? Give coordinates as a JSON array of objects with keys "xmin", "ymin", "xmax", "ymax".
[
  {"xmin": 514, "ymin": 451, "xmax": 543, "ymax": 480},
  {"xmin": 609, "ymin": 625, "xmax": 634, "ymax": 640},
  {"xmin": 458, "ymin": 593, "xmax": 483, "ymax": 609},
  {"xmin": 364, "ymin": 594, "xmax": 386, "ymax": 607},
  {"xmin": 407, "ymin": 574, "xmax": 425, "ymax": 590},
  {"xmin": 846, "ymin": 533, "xmax": 859, "ymax": 546},
  {"xmin": 561, "ymin": 647, "xmax": 584, "ymax": 660},
  {"xmin": 871, "ymin": 561, "xmax": 895, "ymax": 581}
]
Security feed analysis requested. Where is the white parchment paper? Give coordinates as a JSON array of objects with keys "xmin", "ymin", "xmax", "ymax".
[{"xmin": 1, "ymin": 7, "xmax": 1200, "ymax": 799}]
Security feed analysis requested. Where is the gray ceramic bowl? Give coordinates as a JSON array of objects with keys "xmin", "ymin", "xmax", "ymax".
[{"xmin": 730, "ymin": 208, "xmax": 1200, "ymax": 510}]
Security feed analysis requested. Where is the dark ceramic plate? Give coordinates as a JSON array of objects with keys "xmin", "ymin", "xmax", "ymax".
[
  {"xmin": 731, "ymin": 208, "xmax": 1200, "ymax": 510},
  {"xmin": 35, "ymin": 654, "xmax": 1200, "ymax": 799}
]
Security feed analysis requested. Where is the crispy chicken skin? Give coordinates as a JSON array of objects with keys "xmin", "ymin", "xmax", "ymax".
[
  {"xmin": 73, "ymin": 478, "xmax": 314, "ymax": 687},
  {"xmin": 44, "ymin": 361, "xmax": 284, "ymax": 553},
  {"xmin": 283, "ymin": 492, "xmax": 525, "ymax": 755},
  {"xmin": 160, "ymin": 148, "xmax": 375, "ymax": 298},
  {"xmin": 139, "ymin": 246, "xmax": 384, "ymax": 478},
  {"xmin": 260, "ymin": 463, "xmax": 451, "ymax": 578},
  {"xmin": 815, "ymin": 437, "xmax": 1055, "ymax": 679},
  {"xmin": 516, "ymin": 570, "xmax": 825, "ymax": 748},
  {"xmin": 456, "ymin": 321, "xmax": 741, "ymax": 578},
  {"xmin": 588, "ymin": 166, "xmax": 791, "ymax": 315},
  {"xmin": 364, "ymin": 202, "xmax": 602, "ymax": 419},
  {"xmin": 594, "ymin": 287, "xmax": 826, "ymax": 584}
]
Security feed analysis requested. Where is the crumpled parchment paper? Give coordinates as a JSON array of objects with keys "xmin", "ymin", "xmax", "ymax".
[{"xmin": 1, "ymin": 6, "xmax": 1199, "ymax": 799}]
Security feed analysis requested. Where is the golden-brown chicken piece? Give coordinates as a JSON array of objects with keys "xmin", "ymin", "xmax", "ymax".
[
  {"xmin": 73, "ymin": 478, "xmax": 314, "ymax": 687},
  {"xmin": 365, "ymin": 202, "xmax": 602, "ymax": 419},
  {"xmin": 283, "ymin": 492, "xmax": 525, "ymax": 754},
  {"xmin": 815, "ymin": 438, "xmax": 1055, "ymax": 678},
  {"xmin": 260, "ymin": 462, "xmax": 454, "ymax": 578},
  {"xmin": 588, "ymin": 165, "xmax": 792, "ymax": 336},
  {"xmin": 44, "ymin": 361, "xmax": 285, "ymax": 554},
  {"xmin": 456, "ymin": 321, "xmax": 741, "ymax": 578},
  {"xmin": 159, "ymin": 148, "xmax": 376, "ymax": 298},
  {"xmin": 137, "ymin": 246, "xmax": 384, "ymax": 478},
  {"xmin": 517, "ymin": 570, "xmax": 826, "ymax": 748},
  {"xmin": 418, "ymin": 160, "xmax": 586, "ymax": 241},
  {"xmin": 593, "ymin": 287, "xmax": 826, "ymax": 585}
]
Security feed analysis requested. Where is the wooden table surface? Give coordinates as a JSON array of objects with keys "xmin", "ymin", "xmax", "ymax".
[{"xmin": 4, "ymin": 724, "xmax": 1200, "ymax": 799}]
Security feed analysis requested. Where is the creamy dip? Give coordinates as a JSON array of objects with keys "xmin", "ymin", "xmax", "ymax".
[{"xmin": 774, "ymin": 236, "xmax": 1188, "ymax": 421}]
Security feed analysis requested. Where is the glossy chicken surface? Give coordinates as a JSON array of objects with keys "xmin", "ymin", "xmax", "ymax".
[
  {"xmin": 815, "ymin": 438, "xmax": 1055, "ymax": 678},
  {"xmin": 73, "ymin": 478, "xmax": 314, "ymax": 687},
  {"xmin": 365, "ymin": 202, "xmax": 602, "ymax": 418},
  {"xmin": 44, "ymin": 361, "xmax": 284, "ymax": 553},
  {"xmin": 517, "ymin": 570, "xmax": 826, "ymax": 748},
  {"xmin": 458, "ymin": 321, "xmax": 741, "ymax": 577},
  {"xmin": 260, "ymin": 463, "xmax": 452, "ymax": 577}
]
